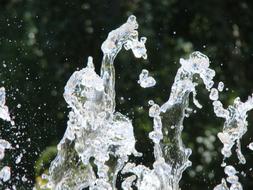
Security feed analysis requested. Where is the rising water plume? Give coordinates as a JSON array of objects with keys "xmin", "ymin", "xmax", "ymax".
[
  {"xmin": 34, "ymin": 15, "xmax": 253, "ymax": 190},
  {"xmin": 44, "ymin": 15, "xmax": 146, "ymax": 190}
]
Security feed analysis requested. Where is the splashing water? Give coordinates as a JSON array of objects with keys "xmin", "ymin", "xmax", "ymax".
[
  {"xmin": 159, "ymin": 51, "xmax": 215, "ymax": 185},
  {"xmin": 45, "ymin": 15, "xmax": 146, "ymax": 190},
  {"xmin": 213, "ymin": 95, "xmax": 253, "ymax": 190},
  {"xmin": 117, "ymin": 51, "xmax": 216, "ymax": 190},
  {"xmin": 214, "ymin": 165, "xmax": 242, "ymax": 190},
  {"xmin": 0, "ymin": 87, "xmax": 12, "ymax": 184},
  {"xmin": 209, "ymin": 69, "xmax": 253, "ymax": 190},
  {"xmin": 33, "ymin": 15, "xmax": 253, "ymax": 190},
  {"xmin": 214, "ymin": 165, "xmax": 243, "ymax": 190},
  {"xmin": 214, "ymin": 96, "xmax": 253, "ymax": 163},
  {"xmin": 0, "ymin": 87, "xmax": 11, "ymax": 122}
]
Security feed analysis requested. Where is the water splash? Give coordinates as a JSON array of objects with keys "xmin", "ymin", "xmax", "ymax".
[
  {"xmin": 0, "ymin": 87, "xmax": 11, "ymax": 122},
  {"xmin": 0, "ymin": 87, "xmax": 12, "ymax": 184},
  {"xmin": 46, "ymin": 15, "xmax": 146, "ymax": 190},
  {"xmin": 101, "ymin": 15, "xmax": 147, "ymax": 59},
  {"xmin": 157, "ymin": 51, "xmax": 215, "ymax": 188},
  {"xmin": 214, "ymin": 165, "xmax": 244, "ymax": 190},
  {"xmin": 121, "ymin": 51, "xmax": 216, "ymax": 190},
  {"xmin": 213, "ymin": 96, "xmax": 253, "ymax": 163},
  {"xmin": 45, "ymin": 31, "xmax": 217, "ymax": 189},
  {"xmin": 214, "ymin": 165, "xmax": 242, "ymax": 190},
  {"xmin": 213, "ymin": 95, "xmax": 253, "ymax": 190},
  {"xmin": 40, "ymin": 15, "xmax": 253, "ymax": 190}
]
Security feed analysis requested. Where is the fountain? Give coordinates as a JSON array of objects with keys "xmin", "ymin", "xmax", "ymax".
[
  {"xmin": 0, "ymin": 15, "xmax": 252, "ymax": 190},
  {"xmin": 39, "ymin": 15, "xmax": 253, "ymax": 190},
  {"xmin": 44, "ymin": 15, "xmax": 146, "ymax": 190}
]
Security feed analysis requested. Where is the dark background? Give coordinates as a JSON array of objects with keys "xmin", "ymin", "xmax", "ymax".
[{"xmin": 0, "ymin": 0, "xmax": 253, "ymax": 189}]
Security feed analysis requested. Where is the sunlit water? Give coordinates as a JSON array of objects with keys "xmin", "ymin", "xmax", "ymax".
[
  {"xmin": 42, "ymin": 15, "xmax": 253, "ymax": 190},
  {"xmin": 0, "ymin": 15, "xmax": 252, "ymax": 190}
]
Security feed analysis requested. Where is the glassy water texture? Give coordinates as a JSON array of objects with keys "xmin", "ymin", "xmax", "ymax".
[
  {"xmin": 43, "ymin": 15, "xmax": 253, "ymax": 190},
  {"xmin": 1, "ymin": 15, "xmax": 252, "ymax": 190}
]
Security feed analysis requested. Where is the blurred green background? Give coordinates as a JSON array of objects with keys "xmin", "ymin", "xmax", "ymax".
[{"xmin": 0, "ymin": 0, "xmax": 253, "ymax": 189}]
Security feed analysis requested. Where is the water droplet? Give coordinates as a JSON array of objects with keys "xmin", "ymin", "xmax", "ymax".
[
  {"xmin": 148, "ymin": 100, "xmax": 154, "ymax": 105},
  {"xmin": 0, "ymin": 166, "xmax": 11, "ymax": 182},
  {"xmin": 248, "ymin": 142, "xmax": 253, "ymax": 150},
  {"xmin": 224, "ymin": 165, "xmax": 237, "ymax": 176},
  {"xmin": 218, "ymin": 82, "xmax": 224, "ymax": 92},
  {"xmin": 138, "ymin": 69, "xmax": 156, "ymax": 88},
  {"xmin": 209, "ymin": 88, "xmax": 219, "ymax": 101}
]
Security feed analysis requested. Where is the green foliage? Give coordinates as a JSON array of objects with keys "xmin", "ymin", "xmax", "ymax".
[
  {"xmin": 34, "ymin": 146, "xmax": 57, "ymax": 190},
  {"xmin": 34, "ymin": 146, "xmax": 57, "ymax": 177}
]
